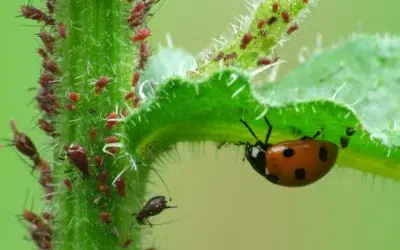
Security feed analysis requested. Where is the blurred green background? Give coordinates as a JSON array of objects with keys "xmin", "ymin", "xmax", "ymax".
[{"xmin": 1, "ymin": 0, "xmax": 400, "ymax": 249}]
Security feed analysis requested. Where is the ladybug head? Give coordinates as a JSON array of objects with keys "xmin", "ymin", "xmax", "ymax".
[{"xmin": 244, "ymin": 141, "xmax": 267, "ymax": 178}]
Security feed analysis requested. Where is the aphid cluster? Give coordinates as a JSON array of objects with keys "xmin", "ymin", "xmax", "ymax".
[
  {"xmin": 213, "ymin": 1, "xmax": 307, "ymax": 68},
  {"xmin": 21, "ymin": 210, "xmax": 53, "ymax": 249}
]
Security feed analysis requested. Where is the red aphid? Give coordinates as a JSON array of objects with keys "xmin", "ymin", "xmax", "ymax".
[
  {"xmin": 9, "ymin": 120, "xmax": 40, "ymax": 164},
  {"xmin": 46, "ymin": 0, "xmax": 55, "ymax": 14},
  {"xmin": 266, "ymin": 16, "xmax": 277, "ymax": 25},
  {"xmin": 125, "ymin": 91, "xmax": 135, "ymax": 101},
  {"xmin": 42, "ymin": 212, "xmax": 54, "ymax": 221},
  {"xmin": 106, "ymin": 112, "xmax": 119, "ymax": 129},
  {"xmin": 257, "ymin": 19, "xmax": 265, "ymax": 29},
  {"xmin": 39, "ymin": 73, "xmax": 56, "ymax": 87},
  {"xmin": 223, "ymin": 52, "xmax": 237, "ymax": 61},
  {"xmin": 133, "ymin": 2, "xmax": 146, "ymax": 13},
  {"xmin": 20, "ymin": 5, "xmax": 55, "ymax": 25},
  {"xmin": 287, "ymin": 23, "xmax": 299, "ymax": 35},
  {"xmin": 89, "ymin": 128, "xmax": 97, "ymax": 140},
  {"xmin": 132, "ymin": 28, "xmax": 151, "ymax": 42},
  {"xmin": 94, "ymin": 155, "xmax": 103, "ymax": 168},
  {"xmin": 38, "ymin": 31, "xmax": 55, "ymax": 54},
  {"xmin": 95, "ymin": 76, "xmax": 110, "ymax": 95},
  {"xmin": 58, "ymin": 23, "xmax": 67, "ymax": 39},
  {"xmin": 105, "ymin": 136, "xmax": 119, "ymax": 155},
  {"xmin": 257, "ymin": 57, "xmax": 273, "ymax": 66},
  {"xmin": 281, "ymin": 10, "xmax": 290, "ymax": 23},
  {"xmin": 65, "ymin": 103, "xmax": 76, "ymax": 111},
  {"xmin": 240, "ymin": 32, "xmax": 254, "ymax": 49},
  {"xmin": 132, "ymin": 72, "xmax": 140, "ymax": 87},
  {"xmin": 38, "ymin": 119, "xmax": 56, "ymax": 137},
  {"xmin": 63, "ymin": 179, "xmax": 73, "ymax": 191},
  {"xmin": 272, "ymin": 2, "xmax": 279, "ymax": 13},
  {"xmin": 69, "ymin": 92, "xmax": 79, "ymax": 102},
  {"xmin": 122, "ymin": 239, "xmax": 133, "ymax": 248},
  {"xmin": 99, "ymin": 170, "xmax": 108, "ymax": 187},
  {"xmin": 115, "ymin": 177, "xmax": 126, "ymax": 197},
  {"xmin": 42, "ymin": 60, "xmax": 60, "ymax": 75},
  {"xmin": 44, "ymin": 186, "xmax": 55, "ymax": 201},
  {"xmin": 64, "ymin": 144, "xmax": 90, "ymax": 177},
  {"xmin": 38, "ymin": 48, "xmax": 49, "ymax": 61},
  {"xmin": 138, "ymin": 42, "xmax": 150, "ymax": 70},
  {"xmin": 99, "ymin": 185, "xmax": 111, "ymax": 193},
  {"xmin": 100, "ymin": 212, "xmax": 112, "ymax": 224},
  {"xmin": 214, "ymin": 51, "xmax": 224, "ymax": 61},
  {"xmin": 23, "ymin": 210, "xmax": 40, "ymax": 224}
]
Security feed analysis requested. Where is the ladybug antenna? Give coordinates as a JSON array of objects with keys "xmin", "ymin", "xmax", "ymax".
[{"xmin": 239, "ymin": 119, "xmax": 262, "ymax": 144}]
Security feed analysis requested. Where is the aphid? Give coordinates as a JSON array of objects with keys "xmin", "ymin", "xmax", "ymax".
[
  {"xmin": 133, "ymin": 196, "xmax": 177, "ymax": 227},
  {"xmin": 100, "ymin": 212, "xmax": 112, "ymax": 224},
  {"xmin": 132, "ymin": 72, "xmax": 140, "ymax": 87},
  {"xmin": 239, "ymin": 116, "xmax": 339, "ymax": 187},
  {"xmin": 223, "ymin": 52, "xmax": 237, "ymax": 64},
  {"xmin": 63, "ymin": 179, "xmax": 73, "ymax": 191},
  {"xmin": 340, "ymin": 136, "xmax": 350, "ymax": 148},
  {"xmin": 58, "ymin": 23, "xmax": 67, "ymax": 39},
  {"xmin": 8, "ymin": 120, "xmax": 40, "ymax": 165},
  {"xmin": 38, "ymin": 73, "xmax": 56, "ymax": 87},
  {"xmin": 257, "ymin": 57, "xmax": 278, "ymax": 66},
  {"xmin": 138, "ymin": 41, "xmax": 150, "ymax": 70},
  {"xmin": 303, "ymin": 0, "xmax": 309, "ymax": 3},
  {"xmin": 23, "ymin": 210, "xmax": 41, "ymax": 224},
  {"xmin": 240, "ymin": 32, "xmax": 254, "ymax": 50},
  {"xmin": 281, "ymin": 10, "xmax": 290, "ymax": 23},
  {"xmin": 132, "ymin": 28, "xmax": 151, "ymax": 42},
  {"xmin": 64, "ymin": 144, "xmax": 90, "ymax": 177},
  {"xmin": 287, "ymin": 23, "xmax": 299, "ymax": 35},
  {"xmin": 94, "ymin": 155, "xmax": 103, "ymax": 168},
  {"xmin": 98, "ymin": 170, "xmax": 108, "ymax": 187},
  {"xmin": 42, "ymin": 60, "xmax": 60, "ymax": 75},
  {"xmin": 89, "ymin": 128, "xmax": 97, "ymax": 140},
  {"xmin": 266, "ymin": 16, "xmax": 277, "ymax": 25},
  {"xmin": 46, "ymin": 0, "xmax": 55, "ymax": 14},
  {"xmin": 38, "ymin": 32, "xmax": 55, "ymax": 54},
  {"xmin": 214, "ymin": 51, "xmax": 224, "ymax": 61},
  {"xmin": 95, "ymin": 76, "xmax": 110, "ymax": 95},
  {"xmin": 106, "ymin": 112, "xmax": 119, "ymax": 129},
  {"xmin": 272, "ymin": 2, "xmax": 279, "ymax": 13},
  {"xmin": 42, "ymin": 212, "xmax": 54, "ymax": 221},
  {"xmin": 64, "ymin": 103, "xmax": 76, "ymax": 111},
  {"xmin": 122, "ymin": 239, "xmax": 133, "ymax": 248},
  {"xmin": 38, "ymin": 119, "xmax": 56, "ymax": 137},
  {"xmin": 69, "ymin": 92, "xmax": 79, "ymax": 102},
  {"xmin": 257, "ymin": 19, "xmax": 265, "ymax": 29},
  {"xmin": 346, "ymin": 127, "xmax": 356, "ymax": 136},
  {"xmin": 38, "ymin": 48, "xmax": 49, "ymax": 61},
  {"xmin": 19, "ymin": 5, "xmax": 55, "ymax": 25},
  {"xmin": 105, "ymin": 136, "xmax": 119, "ymax": 155},
  {"xmin": 115, "ymin": 177, "xmax": 126, "ymax": 197},
  {"xmin": 125, "ymin": 91, "xmax": 136, "ymax": 101}
]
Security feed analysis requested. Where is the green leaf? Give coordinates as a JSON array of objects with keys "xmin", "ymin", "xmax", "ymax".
[{"xmin": 124, "ymin": 34, "xmax": 400, "ymax": 189}]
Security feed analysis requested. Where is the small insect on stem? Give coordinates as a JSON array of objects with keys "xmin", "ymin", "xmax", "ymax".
[
  {"xmin": 19, "ymin": 5, "xmax": 55, "ymax": 25},
  {"xmin": 287, "ymin": 23, "xmax": 299, "ymax": 35},
  {"xmin": 115, "ymin": 177, "xmax": 126, "ymax": 197},
  {"xmin": 64, "ymin": 144, "xmax": 90, "ymax": 178},
  {"xmin": 122, "ymin": 239, "xmax": 133, "ymax": 248},
  {"xmin": 132, "ymin": 28, "xmax": 151, "ymax": 42},
  {"xmin": 69, "ymin": 92, "xmax": 79, "ymax": 102},
  {"xmin": 132, "ymin": 196, "xmax": 177, "ymax": 227},
  {"xmin": 132, "ymin": 72, "xmax": 140, "ymax": 87},
  {"xmin": 38, "ymin": 31, "xmax": 55, "ymax": 54},
  {"xmin": 266, "ymin": 16, "xmax": 277, "ymax": 26},
  {"xmin": 95, "ymin": 76, "xmax": 110, "ymax": 95},
  {"xmin": 38, "ymin": 73, "xmax": 56, "ymax": 87},
  {"xmin": 214, "ymin": 51, "xmax": 224, "ymax": 62},
  {"xmin": 8, "ymin": 120, "xmax": 41, "ymax": 165},
  {"xmin": 106, "ymin": 112, "xmax": 119, "ymax": 129},
  {"xmin": 240, "ymin": 32, "xmax": 254, "ymax": 50},
  {"xmin": 100, "ymin": 212, "xmax": 112, "ymax": 224},
  {"xmin": 38, "ymin": 119, "xmax": 56, "ymax": 137},
  {"xmin": 63, "ymin": 179, "xmax": 73, "ymax": 191},
  {"xmin": 42, "ymin": 60, "xmax": 60, "ymax": 75},
  {"xmin": 89, "ymin": 128, "xmax": 97, "ymax": 141},
  {"xmin": 272, "ymin": 2, "xmax": 279, "ymax": 13},
  {"xmin": 281, "ymin": 11, "xmax": 290, "ymax": 23},
  {"xmin": 58, "ymin": 23, "xmax": 67, "ymax": 39}
]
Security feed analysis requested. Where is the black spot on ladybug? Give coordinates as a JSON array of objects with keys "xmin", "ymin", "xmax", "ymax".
[
  {"xmin": 266, "ymin": 174, "xmax": 279, "ymax": 183},
  {"xmin": 283, "ymin": 148, "xmax": 294, "ymax": 158},
  {"xmin": 294, "ymin": 168, "xmax": 306, "ymax": 180},
  {"xmin": 319, "ymin": 146, "xmax": 328, "ymax": 162}
]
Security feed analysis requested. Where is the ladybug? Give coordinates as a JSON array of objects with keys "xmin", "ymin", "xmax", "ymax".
[{"xmin": 240, "ymin": 116, "xmax": 339, "ymax": 187}]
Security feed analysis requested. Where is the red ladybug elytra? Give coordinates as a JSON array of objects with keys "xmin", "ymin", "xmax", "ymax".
[{"xmin": 240, "ymin": 116, "xmax": 339, "ymax": 187}]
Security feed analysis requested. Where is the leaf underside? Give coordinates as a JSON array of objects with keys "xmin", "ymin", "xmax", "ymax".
[{"xmin": 123, "ymin": 35, "xmax": 400, "ymax": 184}]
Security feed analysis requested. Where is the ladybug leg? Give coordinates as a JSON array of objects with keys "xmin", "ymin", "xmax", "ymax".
[
  {"xmin": 299, "ymin": 128, "xmax": 324, "ymax": 140},
  {"xmin": 239, "ymin": 119, "xmax": 262, "ymax": 144},
  {"xmin": 263, "ymin": 116, "xmax": 273, "ymax": 144}
]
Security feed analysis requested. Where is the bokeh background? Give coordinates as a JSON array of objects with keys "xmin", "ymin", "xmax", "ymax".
[{"xmin": 1, "ymin": 0, "xmax": 400, "ymax": 249}]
